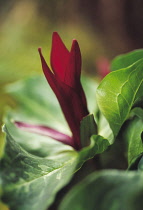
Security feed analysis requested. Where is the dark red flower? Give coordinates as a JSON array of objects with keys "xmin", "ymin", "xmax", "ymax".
[
  {"xmin": 38, "ymin": 32, "xmax": 89, "ymax": 149},
  {"xmin": 15, "ymin": 32, "xmax": 89, "ymax": 150}
]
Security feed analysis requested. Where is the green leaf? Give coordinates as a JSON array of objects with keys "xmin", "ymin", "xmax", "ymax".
[
  {"xmin": 80, "ymin": 114, "xmax": 97, "ymax": 147},
  {"xmin": 77, "ymin": 135, "xmax": 110, "ymax": 168},
  {"xmin": 59, "ymin": 170, "xmax": 143, "ymax": 210},
  {"xmin": 0, "ymin": 126, "xmax": 78, "ymax": 210},
  {"xmin": 96, "ymin": 59, "xmax": 143, "ymax": 138},
  {"xmin": 1, "ymin": 108, "xmax": 109, "ymax": 210},
  {"xmin": 111, "ymin": 49, "xmax": 143, "ymax": 71},
  {"xmin": 1, "ymin": 118, "xmax": 109, "ymax": 210},
  {"xmin": 123, "ymin": 116, "xmax": 143, "ymax": 165}
]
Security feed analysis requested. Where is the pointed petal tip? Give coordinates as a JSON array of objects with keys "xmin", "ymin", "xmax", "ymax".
[
  {"xmin": 71, "ymin": 39, "xmax": 80, "ymax": 50},
  {"xmin": 72, "ymin": 39, "xmax": 78, "ymax": 45},
  {"xmin": 38, "ymin": 47, "xmax": 42, "ymax": 55},
  {"xmin": 70, "ymin": 40, "xmax": 81, "ymax": 60},
  {"xmin": 53, "ymin": 31, "xmax": 58, "ymax": 36},
  {"xmin": 38, "ymin": 47, "xmax": 43, "ymax": 58},
  {"xmin": 72, "ymin": 39, "xmax": 78, "ymax": 42},
  {"xmin": 38, "ymin": 47, "xmax": 42, "ymax": 51},
  {"xmin": 52, "ymin": 32, "xmax": 60, "ymax": 40}
]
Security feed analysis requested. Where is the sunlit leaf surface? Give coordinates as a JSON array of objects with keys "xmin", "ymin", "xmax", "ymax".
[{"xmin": 96, "ymin": 59, "xmax": 143, "ymax": 138}]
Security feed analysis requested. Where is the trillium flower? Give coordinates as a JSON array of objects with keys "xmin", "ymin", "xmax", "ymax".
[{"xmin": 15, "ymin": 32, "xmax": 89, "ymax": 150}]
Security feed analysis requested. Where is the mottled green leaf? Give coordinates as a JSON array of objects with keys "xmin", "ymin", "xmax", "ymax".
[
  {"xmin": 0, "ymin": 126, "xmax": 78, "ymax": 210},
  {"xmin": 111, "ymin": 49, "xmax": 143, "ymax": 71},
  {"xmin": 0, "ymin": 120, "xmax": 109, "ymax": 210},
  {"xmin": 96, "ymin": 59, "xmax": 143, "ymax": 138},
  {"xmin": 59, "ymin": 170, "xmax": 143, "ymax": 210}
]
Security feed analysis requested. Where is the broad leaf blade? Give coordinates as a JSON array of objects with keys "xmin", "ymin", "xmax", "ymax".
[
  {"xmin": 0, "ymin": 126, "xmax": 78, "ymax": 210},
  {"xmin": 1, "ymin": 123, "xmax": 109, "ymax": 210},
  {"xmin": 96, "ymin": 59, "xmax": 143, "ymax": 138},
  {"xmin": 59, "ymin": 170, "xmax": 143, "ymax": 210},
  {"xmin": 111, "ymin": 49, "xmax": 143, "ymax": 71},
  {"xmin": 1, "ymin": 112, "xmax": 109, "ymax": 210}
]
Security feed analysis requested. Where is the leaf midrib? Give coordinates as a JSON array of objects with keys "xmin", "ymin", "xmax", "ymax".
[{"xmin": 4, "ymin": 155, "xmax": 77, "ymax": 190}]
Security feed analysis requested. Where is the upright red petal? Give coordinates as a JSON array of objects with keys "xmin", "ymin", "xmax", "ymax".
[
  {"xmin": 38, "ymin": 48, "xmax": 59, "ymax": 95},
  {"xmin": 51, "ymin": 32, "xmax": 70, "ymax": 81},
  {"xmin": 64, "ymin": 40, "xmax": 88, "ymax": 109},
  {"xmin": 64, "ymin": 40, "xmax": 81, "ymax": 87}
]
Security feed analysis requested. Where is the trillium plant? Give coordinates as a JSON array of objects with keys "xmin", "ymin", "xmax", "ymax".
[{"xmin": 1, "ymin": 32, "xmax": 143, "ymax": 210}]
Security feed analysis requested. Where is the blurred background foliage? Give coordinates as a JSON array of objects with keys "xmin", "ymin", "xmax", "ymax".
[{"xmin": 1, "ymin": 0, "xmax": 143, "ymax": 152}]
